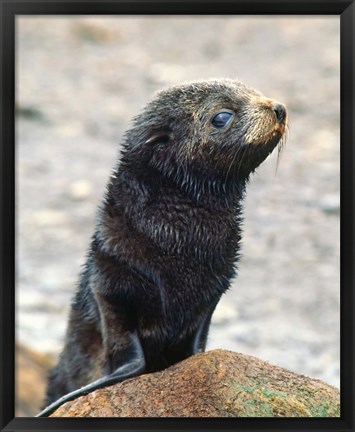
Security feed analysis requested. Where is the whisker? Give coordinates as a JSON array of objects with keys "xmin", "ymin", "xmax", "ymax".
[
  {"xmin": 275, "ymin": 127, "xmax": 288, "ymax": 174},
  {"xmin": 224, "ymin": 146, "xmax": 241, "ymax": 185},
  {"xmin": 236, "ymin": 146, "xmax": 248, "ymax": 180}
]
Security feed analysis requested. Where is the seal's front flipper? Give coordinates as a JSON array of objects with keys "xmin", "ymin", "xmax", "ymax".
[
  {"xmin": 164, "ymin": 302, "xmax": 219, "ymax": 365},
  {"xmin": 37, "ymin": 331, "xmax": 145, "ymax": 418},
  {"xmin": 190, "ymin": 303, "xmax": 218, "ymax": 354}
]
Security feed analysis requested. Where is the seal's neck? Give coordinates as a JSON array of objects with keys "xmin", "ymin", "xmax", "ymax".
[{"xmin": 170, "ymin": 166, "xmax": 247, "ymax": 205}]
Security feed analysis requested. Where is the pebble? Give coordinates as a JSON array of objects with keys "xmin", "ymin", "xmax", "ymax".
[
  {"xmin": 68, "ymin": 180, "xmax": 92, "ymax": 201},
  {"xmin": 319, "ymin": 194, "xmax": 340, "ymax": 215}
]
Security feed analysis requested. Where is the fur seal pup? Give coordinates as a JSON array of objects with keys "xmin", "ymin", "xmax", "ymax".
[{"xmin": 38, "ymin": 78, "xmax": 287, "ymax": 417}]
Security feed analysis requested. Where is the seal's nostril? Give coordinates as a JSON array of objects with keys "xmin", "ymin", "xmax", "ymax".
[{"xmin": 272, "ymin": 103, "xmax": 286, "ymax": 123}]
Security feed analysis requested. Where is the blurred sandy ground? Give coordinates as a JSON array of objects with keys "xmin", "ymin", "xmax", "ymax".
[{"xmin": 16, "ymin": 16, "xmax": 340, "ymax": 414}]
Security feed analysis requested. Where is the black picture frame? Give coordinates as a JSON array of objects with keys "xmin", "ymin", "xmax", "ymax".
[{"xmin": 1, "ymin": 1, "xmax": 354, "ymax": 431}]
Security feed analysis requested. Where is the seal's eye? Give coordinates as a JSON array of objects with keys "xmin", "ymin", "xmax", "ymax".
[{"xmin": 210, "ymin": 110, "xmax": 234, "ymax": 129}]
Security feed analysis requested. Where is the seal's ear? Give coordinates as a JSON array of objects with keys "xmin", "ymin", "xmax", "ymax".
[{"xmin": 145, "ymin": 131, "xmax": 170, "ymax": 145}]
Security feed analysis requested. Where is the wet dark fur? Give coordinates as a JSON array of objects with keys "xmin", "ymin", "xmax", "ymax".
[{"xmin": 42, "ymin": 79, "xmax": 287, "ymax": 415}]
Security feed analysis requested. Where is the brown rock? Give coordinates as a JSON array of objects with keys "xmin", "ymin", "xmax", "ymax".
[
  {"xmin": 50, "ymin": 350, "xmax": 340, "ymax": 417},
  {"xmin": 16, "ymin": 342, "xmax": 55, "ymax": 416}
]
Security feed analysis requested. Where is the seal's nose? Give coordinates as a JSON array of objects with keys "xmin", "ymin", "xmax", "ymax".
[{"xmin": 272, "ymin": 103, "xmax": 286, "ymax": 124}]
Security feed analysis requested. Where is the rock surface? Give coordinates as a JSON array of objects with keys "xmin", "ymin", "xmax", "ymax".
[
  {"xmin": 16, "ymin": 342, "xmax": 54, "ymax": 416},
  {"xmin": 50, "ymin": 350, "xmax": 340, "ymax": 418}
]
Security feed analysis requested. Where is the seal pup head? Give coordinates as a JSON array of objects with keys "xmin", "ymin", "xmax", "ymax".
[{"xmin": 122, "ymin": 78, "xmax": 288, "ymax": 188}]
